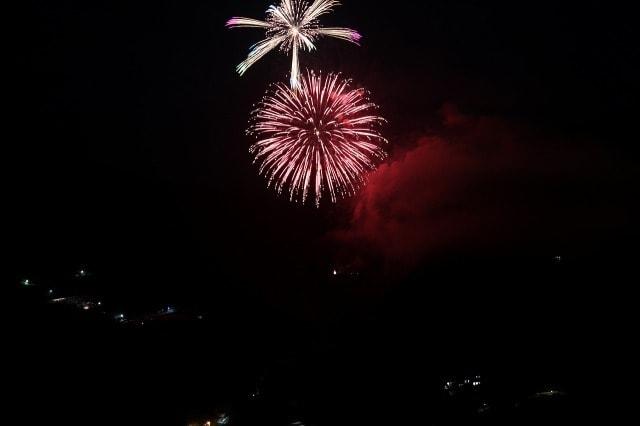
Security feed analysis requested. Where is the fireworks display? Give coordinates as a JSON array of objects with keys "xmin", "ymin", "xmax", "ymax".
[
  {"xmin": 248, "ymin": 71, "xmax": 387, "ymax": 206},
  {"xmin": 226, "ymin": 1, "xmax": 388, "ymax": 206},
  {"xmin": 227, "ymin": 0, "xmax": 361, "ymax": 89}
]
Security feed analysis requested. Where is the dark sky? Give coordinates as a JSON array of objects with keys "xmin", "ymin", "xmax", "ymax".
[
  {"xmin": 12, "ymin": 0, "xmax": 639, "ymax": 304},
  {"xmin": 9, "ymin": 2, "xmax": 639, "ymax": 424}
]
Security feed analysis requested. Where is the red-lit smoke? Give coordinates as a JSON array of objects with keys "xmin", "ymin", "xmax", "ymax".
[{"xmin": 331, "ymin": 104, "xmax": 630, "ymax": 269}]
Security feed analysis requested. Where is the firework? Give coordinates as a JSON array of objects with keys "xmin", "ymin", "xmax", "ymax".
[
  {"xmin": 227, "ymin": 0, "xmax": 361, "ymax": 89},
  {"xmin": 249, "ymin": 71, "xmax": 387, "ymax": 206}
]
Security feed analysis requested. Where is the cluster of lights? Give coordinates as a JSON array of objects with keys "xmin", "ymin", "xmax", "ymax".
[
  {"xmin": 444, "ymin": 376, "xmax": 482, "ymax": 392},
  {"xmin": 19, "ymin": 269, "xmax": 206, "ymax": 330},
  {"xmin": 189, "ymin": 413, "xmax": 230, "ymax": 426}
]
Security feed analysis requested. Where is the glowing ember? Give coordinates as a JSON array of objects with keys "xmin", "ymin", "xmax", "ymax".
[{"xmin": 248, "ymin": 70, "xmax": 387, "ymax": 206}]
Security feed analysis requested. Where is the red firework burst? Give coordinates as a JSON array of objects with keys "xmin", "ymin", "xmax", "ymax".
[{"xmin": 249, "ymin": 71, "xmax": 388, "ymax": 206}]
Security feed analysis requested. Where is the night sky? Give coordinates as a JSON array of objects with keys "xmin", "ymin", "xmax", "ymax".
[{"xmin": 10, "ymin": 1, "xmax": 639, "ymax": 425}]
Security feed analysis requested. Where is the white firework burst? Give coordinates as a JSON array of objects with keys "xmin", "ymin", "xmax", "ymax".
[
  {"xmin": 249, "ymin": 71, "xmax": 387, "ymax": 206},
  {"xmin": 227, "ymin": 0, "xmax": 361, "ymax": 89}
]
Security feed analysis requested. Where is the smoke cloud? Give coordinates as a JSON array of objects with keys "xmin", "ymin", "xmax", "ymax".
[{"xmin": 332, "ymin": 104, "xmax": 632, "ymax": 269}]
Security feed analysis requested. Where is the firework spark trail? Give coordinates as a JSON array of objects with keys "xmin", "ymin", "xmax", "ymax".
[
  {"xmin": 249, "ymin": 71, "xmax": 387, "ymax": 206},
  {"xmin": 227, "ymin": 0, "xmax": 361, "ymax": 89}
]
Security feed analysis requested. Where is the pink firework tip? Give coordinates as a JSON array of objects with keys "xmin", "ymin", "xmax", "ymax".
[
  {"xmin": 248, "ymin": 70, "xmax": 388, "ymax": 207},
  {"xmin": 225, "ymin": 17, "xmax": 271, "ymax": 29}
]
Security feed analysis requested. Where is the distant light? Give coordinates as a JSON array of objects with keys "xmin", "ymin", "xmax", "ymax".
[
  {"xmin": 83, "ymin": 305, "xmax": 90, "ymax": 310},
  {"xmin": 22, "ymin": 279, "xmax": 31, "ymax": 286},
  {"xmin": 48, "ymin": 289, "xmax": 54, "ymax": 294},
  {"xmin": 535, "ymin": 389, "xmax": 565, "ymax": 398},
  {"xmin": 97, "ymin": 301, "xmax": 102, "ymax": 306},
  {"xmin": 478, "ymin": 402, "xmax": 490, "ymax": 413},
  {"xmin": 218, "ymin": 413, "xmax": 230, "ymax": 425},
  {"xmin": 333, "ymin": 270, "xmax": 337, "ymax": 276}
]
